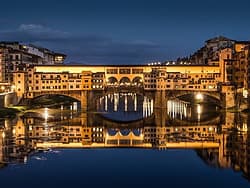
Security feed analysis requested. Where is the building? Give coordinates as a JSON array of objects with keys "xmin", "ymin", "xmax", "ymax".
[
  {"xmin": 0, "ymin": 42, "xmax": 66, "ymax": 84},
  {"xmin": 8, "ymin": 36, "xmax": 250, "ymax": 109}
]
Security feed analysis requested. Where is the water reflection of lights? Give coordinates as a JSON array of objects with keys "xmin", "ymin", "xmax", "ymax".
[
  {"xmin": 197, "ymin": 104, "xmax": 202, "ymax": 121},
  {"xmin": 134, "ymin": 94, "xmax": 137, "ymax": 111},
  {"xmin": 99, "ymin": 93, "xmax": 154, "ymax": 120},
  {"xmin": 105, "ymin": 95, "xmax": 108, "ymax": 111},
  {"xmin": 44, "ymin": 107, "xmax": 49, "ymax": 120},
  {"xmin": 197, "ymin": 104, "xmax": 202, "ymax": 114},
  {"xmin": 24, "ymin": 156, "xmax": 28, "ymax": 163},
  {"xmin": 125, "ymin": 94, "xmax": 128, "ymax": 111},
  {"xmin": 43, "ymin": 108, "xmax": 49, "ymax": 136},
  {"xmin": 2, "ymin": 131, "xmax": 5, "ymax": 138},
  {"xmin": 114, "ymin": 93, "xmax": 119, "ymax": 112},
  {"xmin": 167, "ymin": 100, "xmax": 188, "ymax": 119},
  {"xmin": 143, "ymin": 96, "xmax": 154, "ymax": 118},
  {"xmin": 243, "ymin": 88, "xmax": 248, "ymax": 98},
  {"xmin": 101, "ymin": 93, "xmax": 152, "ymax": 114},
  {"xmin": 238, "ymin": 123, "xmax": 248, "ymax": 132},
  {"xmin": 243, "ymin": 123, "xmax": 248, "ymax": 132}
]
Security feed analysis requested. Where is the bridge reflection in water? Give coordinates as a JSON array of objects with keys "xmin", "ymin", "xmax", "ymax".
[
  {"xmin": 98, "ymin": 93, "xmax": 153, "ymax": 121},
  {"xmin": 0, "ymin": 92, "xmax": 250, "ymax": 180},
  {"xmin": 167, "ymin": 99, "xmax": 188, "ymax": 120}
]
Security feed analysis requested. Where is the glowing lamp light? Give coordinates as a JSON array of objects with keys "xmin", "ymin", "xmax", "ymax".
[
  {"xmin": 243, "ymin": 89, "xmax": 248, "ymax": 99},
  {"xmin": 11, "ymin": 85, "xmax": 16, "ymax": 91},
  {"xmin": 243, "ymin": 123, "xmax": 248, "ymax": 132},
  {"xmin": 196, "ymin": 93, "xmax": 203, "ymax": 100}
]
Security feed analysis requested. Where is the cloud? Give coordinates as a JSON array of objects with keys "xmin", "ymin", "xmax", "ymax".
[
  {"xmin": 58, "ymin": 38, "xmax": 164, "ymax": 64},
  {"xmin": 1, "ymin": 24, "xmax": 70, "ymax": 42},
  {"xmin": 0, "ymin": 24, "xmax": 170, "ymax": 64},
  {"xmin": 18, "ymin": 24, "xmax": 47, "ymax": 31}
]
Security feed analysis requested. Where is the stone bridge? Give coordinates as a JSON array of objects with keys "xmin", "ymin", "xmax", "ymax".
[
  {"xmin": 30, "ymin": 90, "xmax": 88, "ymax": 110},
  {"xmin": 12, "ymin": 65, "xmax": 245, "ymax": 109},
  {"xmin": 166, "ymin": 90, "xmax": 221, "ymax": 101}
]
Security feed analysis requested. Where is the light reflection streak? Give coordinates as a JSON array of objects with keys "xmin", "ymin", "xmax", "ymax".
[
  {"xmin": 143, "ymin": 97, "xmax": 154, "ymax": 118},
  {"xmin": 124, "ymin": 94, "xmax": 127, "ymax": 112},
  {"xmin": 167, "ymin": 99, "xmax": 188, "ymax": 120},
  {"xmin": 105, "ymin": 95, "xmax": 108, "ymax": 111},
  {"xmin": 101, "ymin": 93, "xmax": 154, "ymax": 118},
  {"xmin": 134, "ymin": 94, "xmax": 137, "ymax": 111}
]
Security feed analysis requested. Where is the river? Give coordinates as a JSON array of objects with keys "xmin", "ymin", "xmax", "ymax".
[{"xmin": 0, "ymin": 92, "xmax": 249, "ymax": 188}]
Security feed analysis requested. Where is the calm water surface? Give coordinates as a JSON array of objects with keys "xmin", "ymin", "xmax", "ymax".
[
  {"xmin": 0, "ymin": 92, "xmax": 249, "ymax": 188},
  {"xmin": 0, "ymin": 149, "xmax": 249, "ymax": 188}
]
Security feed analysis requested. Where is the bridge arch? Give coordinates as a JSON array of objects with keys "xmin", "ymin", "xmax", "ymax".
[
  {"xmin": 132, "ymin": 76, "xmax": 143, "ymax": 86},
  {"xmin": 168, "ymin": 115, "xmax": 221, "ymax": 126},
  {"xmin": 29, "ymin": 92, "xmax": 83, "ymax": 108},
  {"xmin": 168, "ymin": 91, "xmax": 221, "ymax": 105},
  {"xmin": 106, "ymin": 128, "xmax": 143, "ymax": 137},
  {"xmin": 100, "ymin": 116, "xmax": 146, "ymax": 127},
  {"xmin": 119, "ymin": 77, "xmax": 131, "ymax": 85},
  {"xmin": 107, "ymin": 129, "xmax": 118, "ymax": 136},
  {"xmin": 120, "ymin": 129, "xmax": 131, "ymax": 136},
  {"xmin": 107, "ymin": 77, "xmax": 118, "ymax": 85}
]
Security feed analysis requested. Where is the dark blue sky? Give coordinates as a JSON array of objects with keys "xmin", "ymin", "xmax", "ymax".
[{"xmin": 1, "ymin": 0, "xmax": 250, "ymax": 64}]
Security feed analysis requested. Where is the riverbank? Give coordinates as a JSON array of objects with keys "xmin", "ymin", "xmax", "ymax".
[
  {"xmin": 0, "ymin": 96, "xmax": 79, "ymax": 119},
  {"xmin": 0, "ymin": 106, "xmax": 27, "ymax": 118}
]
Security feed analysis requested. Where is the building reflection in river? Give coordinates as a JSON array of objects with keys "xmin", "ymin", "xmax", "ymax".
[{"xmin": 0, "ymin": 93, "xmax": 250, "ymax": 181}]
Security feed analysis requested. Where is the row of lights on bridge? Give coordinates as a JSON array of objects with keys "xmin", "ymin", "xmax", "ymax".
[{"xmin": 147, "ymin": 61, "xmax": 192, "ymax": 66}]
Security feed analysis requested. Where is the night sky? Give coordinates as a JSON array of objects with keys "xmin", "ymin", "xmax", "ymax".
[{"xmin": 1, "ymin": 0, "xmax": 250, "ymax": 64}]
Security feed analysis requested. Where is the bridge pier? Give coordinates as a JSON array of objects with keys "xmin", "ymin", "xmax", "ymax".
[
  {"xmin": 154, "ymin": 90, "xmax": 168, "ymax": 108},
  {"xmin": 248, "ymin": 93, "xmax": 250, "ymax": 111},
  {"xmin": 88, "ymin": 90, "xmax": 105, "ymax": 111},
  {"xmin": 153, "ymin": 90, "xmax": 169, "ymax": 127},
  {"xmin": 80, "ymin": 91, "xmax": 88, "ymax": 111},
  {"xmin": 0, "ymin": 95, "xmax": 4, "ymax": 108},
  {"xmin": 154, "ymin": 107, "xmax": 168, "ymax": 127},
  {"xmin": 220, "ymin": 85, "xmax": 236, "ymax": 109}
]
